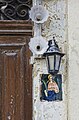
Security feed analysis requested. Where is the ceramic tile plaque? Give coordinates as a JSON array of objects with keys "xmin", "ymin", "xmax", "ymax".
[{"xmin": 40, "ymin": 74, "xmax": 62, "ymax": 102}]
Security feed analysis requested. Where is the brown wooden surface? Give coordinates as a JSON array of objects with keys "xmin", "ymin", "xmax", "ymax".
[{"xmin": 0, "ymin": 21, "xmax": 33, "ymax": 120}]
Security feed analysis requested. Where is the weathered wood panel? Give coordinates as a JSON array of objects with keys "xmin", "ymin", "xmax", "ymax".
[{"xmin": 0, "ymin": 21, "xmax": 32, "ymax": 120}]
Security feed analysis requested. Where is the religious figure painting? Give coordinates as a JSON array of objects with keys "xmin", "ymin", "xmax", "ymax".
[{"xmin": 40, "ymin": 74, "xmax": 62, "ymax": 102}]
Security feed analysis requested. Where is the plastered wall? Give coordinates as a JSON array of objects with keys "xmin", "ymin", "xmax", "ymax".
[
  {"xmin": 32, "ymin": 0, "xmax": 68, "ymax": 120},
  {"xmin": 68, "ymin": 0, "xmax": 79, "ymax": 120}
]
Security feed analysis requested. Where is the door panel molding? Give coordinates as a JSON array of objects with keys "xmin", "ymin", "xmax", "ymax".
[
  {"xmin": 0, "ymin": 21, "xmax": 32, "ymax": 120},
  {"xmin": 0, "ymin": 21, "xmax": 33, "ymax": 35}
]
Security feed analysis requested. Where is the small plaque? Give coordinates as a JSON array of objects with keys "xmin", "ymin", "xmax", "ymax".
[{"xmin": 40, "ymin": 74, "xmax": 62, "ymax": 102}]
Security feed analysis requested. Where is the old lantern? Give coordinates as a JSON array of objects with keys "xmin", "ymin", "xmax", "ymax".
[{"xmin": 44, "ymin": 37, "xmax": 65, "ymax": 75}]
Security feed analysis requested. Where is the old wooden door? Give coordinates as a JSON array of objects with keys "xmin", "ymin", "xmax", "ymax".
[
  {"xmin": 0, "ymin": 21, "xmax": 32, "ymax": 120},
  {"xmin": 0, "ymin": 1, "xmax": 32, "ymax": 119}
]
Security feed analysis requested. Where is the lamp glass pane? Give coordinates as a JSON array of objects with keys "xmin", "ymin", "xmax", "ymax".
[
  {"xmin": 55, "ymin": 55, "xmax": 61, "ymax": 70},
  {"xmin": 48, "ymin": 56, "xmax": 54, "ymax": 70}
]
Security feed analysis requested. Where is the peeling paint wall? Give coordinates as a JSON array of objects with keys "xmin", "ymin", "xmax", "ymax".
[{"xmin": 33, "ymin": 0, "xmax": 68, "ymax": 120}]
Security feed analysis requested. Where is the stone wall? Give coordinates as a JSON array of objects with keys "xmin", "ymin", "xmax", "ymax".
[{"xmin": 33, "ymin": 0, "xmax": 68, "ymax": 120}]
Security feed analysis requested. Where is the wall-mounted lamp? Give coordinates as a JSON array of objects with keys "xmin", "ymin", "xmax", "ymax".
[{"xmin": 43, "ymin": 37, "xmax": 65, "ymax": 75}]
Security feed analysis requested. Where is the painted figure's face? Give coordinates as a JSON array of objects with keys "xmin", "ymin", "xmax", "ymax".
[{"xmin": 48, "ymin": 75, "xmax": 53, "ymax": 82}]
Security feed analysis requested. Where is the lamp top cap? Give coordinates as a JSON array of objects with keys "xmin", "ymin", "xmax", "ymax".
[
  {"xmin": 44, "ymin": 37, "xmax": 65, "ymax": 56},
  {"xmin": 48, "ymin": 37, "xmax": 59, "ymax": 49}
]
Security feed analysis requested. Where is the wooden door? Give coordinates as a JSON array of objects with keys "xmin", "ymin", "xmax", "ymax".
[{"xmin": 0, "ymin": 21, "xmax": 32, "ymax": 120}]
